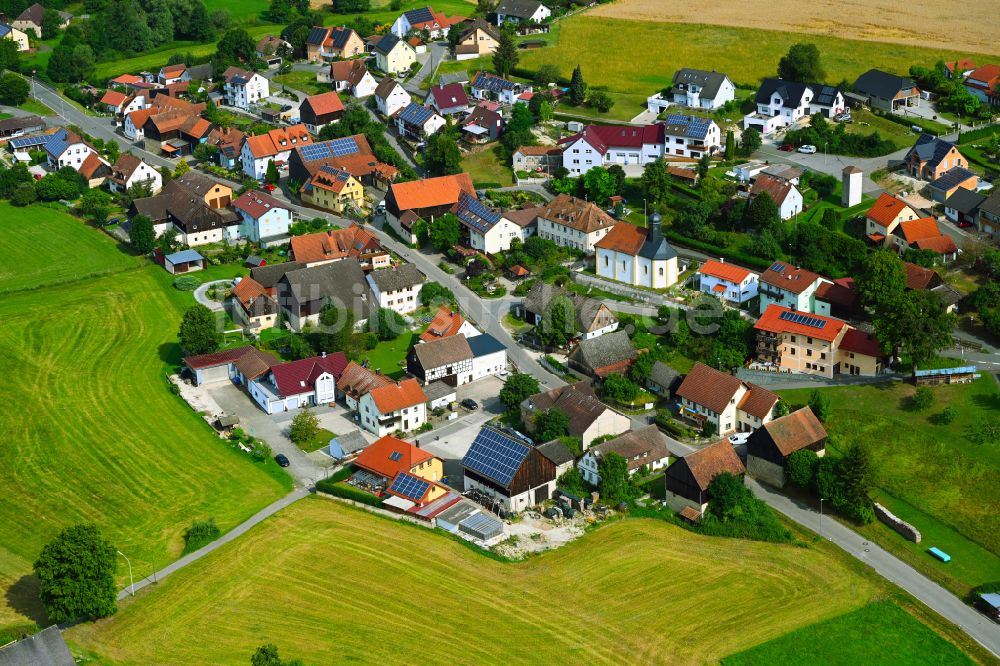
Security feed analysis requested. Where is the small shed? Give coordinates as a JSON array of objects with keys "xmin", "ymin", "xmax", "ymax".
[
  {"xmin": 424, "ymin": 380, "xmax": 457, "ymax": 410},
  {"xmin": 164, "ymin": 249, "xmax": 205, "ymax": 274},
  {"xmin": 245, "ymin": 255, "xmax": 267, "ymax": 268},
  {"xmin": 506, "ymin": 264, "xmax": 530, "ymax": 279},
  {"xmin": 975, "ymin": 593, "xmax": 1000, "ymax": 622},
  {"xmin": 458, "ymin": 511, "xmax": 504, "ymax": 542},
  {"xmin": 327, "ymin": 430, "xmax": 369, "ymax": 460},
  {"xmin": 913, "ymin": 365, "xmax": 979, "ymax": 386}
]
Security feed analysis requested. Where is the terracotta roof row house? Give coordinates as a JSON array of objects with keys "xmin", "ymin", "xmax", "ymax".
[
  {"xmin": 697, "ymin": 259, "xmax": 759, "ymax": 305},
  {"xmin": 754, "ymin": 304, "xmax": 885, "ymax": 378},
  {"xmin": 521, "ymin": 380, "xmax": 630, "ymax": 448},
  {"xmin": 964, "ymin": 64, "xmax": 1000, "ymax": 104},
  {"xmin": 578, "ymin": 425, "xmax": 671, "ymax": 485},
  {"xmin": 360, "ymin": 377, "xmax": 430, "ymax": 436},
  {"xmin": 232, "ymin": 277, "xmax": 279, "ymax": 331},
  {"xmin": 336, "ymin": 361, "xmax": 394, "ymax": 408},
  {"xmin": 290, "ymin": 224, "xmax": 388, "ymax": 269},
  {"xmin": 240, "ymin": 124, "xmax": 311, "ymax": 180},
  {"xmin": 675, "ymin": 362, "xmax": 779, "ymax": 436}
]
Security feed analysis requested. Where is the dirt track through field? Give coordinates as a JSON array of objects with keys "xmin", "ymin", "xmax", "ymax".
[{"xmin": 589, "ymin": 0, "xmax": 1000, "ymax": 57}]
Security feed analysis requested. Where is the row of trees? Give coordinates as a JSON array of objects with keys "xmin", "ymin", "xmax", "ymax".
[{"xmin": 786, "ymin": 442, "xmax": 875, "ymax": 523}]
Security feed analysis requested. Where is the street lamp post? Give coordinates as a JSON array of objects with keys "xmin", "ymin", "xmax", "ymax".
[
  {"xmin": 117, "ymin": 550, "xmax": 134, "ymax": 597},
  {"xmin": 819, "ymin": 498, "xmax": 826, "ymax": 539}
]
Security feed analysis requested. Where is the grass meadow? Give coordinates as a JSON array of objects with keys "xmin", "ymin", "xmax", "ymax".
[
  {"xmin": 722, "ymin": 601, "xmax": 974, "ymax": 666},
  {"xmin": 0, "ymin": 205, "xmax": 290, "ymax": 631},
  {"xmin": 780, "ymin": 379, "xmax": 1000, "ymax": 596},
  {"xmin": 0, "ymin": 203, "xmax": 142, "ymax": 293},
  {"xmin": 68, "ymin": 498, "xmax": 882, "ymax": 665}
]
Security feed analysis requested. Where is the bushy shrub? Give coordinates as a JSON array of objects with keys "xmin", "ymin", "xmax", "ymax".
[
  {"xmin": 173, "ymin": 276, "xmax": 200, "ymax": 291},
  {"xmin": 182, "ymin": 518, "xmax": 221, "ymax": 554},
  {"xmin": 912, "ymin": 386, "xmax": 934, "ymax": 411}
]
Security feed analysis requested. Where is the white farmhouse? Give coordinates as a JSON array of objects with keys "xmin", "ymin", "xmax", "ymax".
[
  {"xmin": 248, "ymin": 353, "xmax": 347, "ymax": 414},
  {"xmin": 108, "ymin": 154, "xmax": 162, "ymax": 195},
  {"xmin": 395, "ymin": 102, "xmax": 446, "ymax": 141},
  {"xmin": 661, "ymin": 114, "xmax": 722, "ymax": 159},
  {"xmin": 467, "ymin": 333, "xmax": 507, "ymax": 381},
  {"xmin": 535, "ymin": 194, "xmax": 618, "ymax": 253},
  {"xmin": 358, "ymin": 378, "xmax": 428, "ymax": 437},
  {"xmin": 675, "ymin": 362, "xmax": 779, "ymax": 436},
  {"xmin": 453, "ymin": 191, "xmax": 522, "ymax": 253},
  {"xmin": 366, "ymin": 263, "xmax": 425, "ymax": 315},
  {"xmin": 697, "ymin": 259, "xmax": 759, "ymax": 305},
  {"xmin": 223, "ymin": 66, "xmax": 270, "ymax": 111},
  {"xmin": 750, "ymin": 174, "xmax": 804, "ymax": 220},
  {"xmin": 374, "ymin": 77, "xmax": 411, "ymax": 118},
  {"xmin": 744, "ymin": 78, "xmax": 845, "ymax": 133},
  {"xmin": 594, "ymin": 213, "xmax": 679, "ymax": 289},
  {"xmin": 669, "ymin": 68, "xmax": 735, "ymax": 109},
  {"xmin": 493, "ymin": 0, "xmax": 550, "ymax": 25},
  {"xmin": 231, "ymin": 189, "xmax": 292, "ymax": 244},
  {"xmin": 373, "ymin": 33, "xmax": 416, "ymax": 76}
]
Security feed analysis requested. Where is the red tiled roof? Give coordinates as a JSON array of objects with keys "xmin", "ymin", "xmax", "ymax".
[
  {"xmin": 755, "ymin": 304, "xmax": 846, "ymax": 342},
  {"xmin": 967, "ymin": 64, "xmax": 1000, "ymax": 89},
  {"xmin": 303, "ymin": 91, "xmax": 345, "ymax": 117},
  {"xmin": 594, "ymin": 223, "xmax": 644, "ymax": 254},
  {"xmin": 750, "ymin": 174, "xmax": 794, "ymax": 206},
  {"xmin": 184, "ymin": 345, "xmax": 260, "ymax": 369},
  {"xmin": 814, "ymin": 279, "xmax": 857, "ymax": 310},
  {"xmin": 682, "ymin": 439, "xmax": 745, "ymax": 491},
  {"xmin": 945, "ymin": 59, "xmax": 976, "ymax": 73},
  {"xmin": 390, "ymin": 173, "xmax": 475, "ymax": 211},
  {"xmin": 903, "ymin": 262, "xmax": 941, "ymax": 290},
  {"xmin": 429, "ymin": 83, "xmax": 469, "ymax": 109},
  {"xmin": 111, "ymin": 74, "xmax": 143, "ymax": 85},
  {"xmin": 245, "ymin": 124, "xmax": 311, "ymax": 159},
  {"xmin": 539, "ymin": 194, "xmax": 617, "ymax": 234},
  {"xmin": 676, "ymin": 362, "xmax": 777, "ymax": 418},
  {"xmin": 354, "ymin": 435, "xmax": 433, "ymax": 479},
  {"xmin": 290, "ymin": 224, "xmax": 383, "ymax": 265},
  {"xmin": 369, "ymin": 378, "xmax": 427, "ymax": 414},
  {"xmin": 897, "ymin": 216, "xmax": 942, "ymax": 243},
  {"xmin": 759, "ymin": 263, "xmax": 821, "ymax": 294},
  {"xmin": 711, "ymin": 284, "xmax": 726, "ymax": 293},
  {"xmin": 560, "ymin": 123, "xmax": 663, "ymax": 155},
  {"xmin": 866, "ymin": 192, "xmax": 913, "ymax": 228},
  {"xmin": 699, "ymin": 259, "xmax": 753, "ymax": 284},
  {"xmin": 233, "ymin": 190, "xmax": 287, "ymax": 219},
  {"xmin": 757, "ymin": 408, "xmax": 828, "ymax": 457},
  {"xmin": 419, "ymin": 305, "xmax": 466, "ymax": 342},
  {"xmin": 336, "ymin": 361, "xmax": 393, "ymax": 399},
  {"xmin": 270, "ymin": 353, "xmax": 349, "ymax": 397},
  {"xmin": 839, "ymin": 328, "xmax": 884, "ymax": 358},
  {"xmin": 912, "ymin": 235, "xmax": 958, "ymax": 254},
  {"xmin": 100, "ymin": 90, "xmax": 128, "ymax": 107},
  {"xmin": 233, "ymin": 277, "xmax": 270, "ymax": 309}
]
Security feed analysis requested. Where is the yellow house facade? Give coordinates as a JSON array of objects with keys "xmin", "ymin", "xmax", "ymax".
[
  {"xmin": 300, "ymin": 166, "xmax": 365, "ymax": 213},
  {"xmin": 2, "ymin": 25, "xmax": 30, "ymax": 51}
]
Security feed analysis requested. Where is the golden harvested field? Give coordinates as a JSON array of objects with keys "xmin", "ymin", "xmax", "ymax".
[
  {"xmin": 67, "ymin": 498, "xmax": 884, "ymax": 665},
  {"xmin": 589, "ymin": 0, "xmax": 1000, "ymax": 57}
]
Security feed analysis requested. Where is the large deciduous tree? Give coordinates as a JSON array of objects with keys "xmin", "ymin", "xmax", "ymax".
[
  {"xmin": 597, "ymin": 451, "xmax": 631, "ymax": 504},
  {"xmin": 33, "ymin": 524, "xmax": 117, "ymax": 623},
  {"xmin": 179, "ymin": 304, "xmax": 221, "ymax": 354},
  {"xmin": 777, "ymin": 43, "xmax": 825, "ymax": 83},
  {"xmin": 498, "ymin": 372, "xmax": 539, "ymax": 410}
]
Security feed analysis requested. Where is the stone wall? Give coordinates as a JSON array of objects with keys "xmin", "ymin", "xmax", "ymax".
[
  {"xmin": 746, "ymin": 455, "xmax": 786, "ymax": 488},
  {"xmin": 874, "ymin": 502, "xmax": 921, "ymax": 543}
]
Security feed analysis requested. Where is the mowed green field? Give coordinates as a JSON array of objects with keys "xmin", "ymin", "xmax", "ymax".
[
  {"xmin": 722, "ymin": 601, "xmax": 974, "ymax": 666},
  {"xmin": 0, "ymin": 206, "xmax": 290, "ymax": 629},
  {"xmin": 68, "ymin": 498, "xmax": 879, "ymax": 665},
  {"xmin": 0, "ymin": 203, "xmax": 142, "ymax": 293},
  {"xmin": 518, "ymin": 17, "xmax": 978, "ymax": 119},
  {"xmin": 780, "ymin": 380, "xmax": 1000, "ymax": 593}
]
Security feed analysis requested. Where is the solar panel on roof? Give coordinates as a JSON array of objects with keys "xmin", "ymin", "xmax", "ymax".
[
  {"xmin": 770, "ymin": 262, "xmax": 786, "ymax": 272},
  {"xmin": 778, "ymin": 310, "xmax": 827, "ymax": 329},
  {"xmin": 389, "ymin": 450, "xmax": 403, "ymax": 461},
  {"xmin": 389, "ymin": 473, "xmax": 431, "ymax": 500},
  {"xmin": 329, "ymin": 136, "xmax": 359, "ymax": 156},
  {"xmin": 461, "ymin": 428, "xmax": 530, "ymax": 487},
  {"xmin": 404, "ymin": 6, "xmax": 434, "ymax": 23}
]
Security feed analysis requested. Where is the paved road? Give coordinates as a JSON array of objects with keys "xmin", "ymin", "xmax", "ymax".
[
  {"xmin": 403, "ymin": 42, "xmax": 448, "ymax": 95},
  {"xmin": 749, "ymin": 479, "xmax": 1000, "ymax": 657},
  {"xmin": 116, "ymin": 488, "xmax": 309, "ymax": 601}
]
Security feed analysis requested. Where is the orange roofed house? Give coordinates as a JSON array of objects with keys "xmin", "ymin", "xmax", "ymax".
[
  {"xmin": 675, "ymin": 362, "xmax": 779, "ymax": 436},
  {"xmin": 754, "ymin": 304, "xmax": 885, "ymax": 378},
  {"xmin": 419, "ymin": 305, "xmax": 480, "ymax": 343},
  {"xmin": 231, "ymin": 276, "xmax": 279, "ymax": 331},
  {"xmin": 964, "ymin": 64, "xmax": 1000, "ymax": 106},
  {"xmin": 289, "ymin": 223, "xmax": 389, "ymax": 269},
  {"xmin": 298, "ymin": 91, "xmax": 345, "ymax": 134},
  {"xmin": 300, "ymin": 166, "xmax": 367, "ymax": 215},
  {"xmin": 697, "ymin": 259, "xmax": 759, "ymax": 305},
  {"xmin": 240, "ymin": 124, "xmax": 311, "ymax": 180},
  {"xmin": 865, "ymin": 192, "xmax": 919, "ymax": 243},
  {"xmin": 889, "ymin": 216, "xmax": 958, "ymax": 261},
  {"xmin": 354, "ymin": 435, "xmax": 446, "ymax": 507},
  {"xmin": 746, "ymin": 407, "xmax": 827, "ymax": 487},
  {"xmin": 288, "ymin": 133, "xmax": 398, "ymax": 188},
  {"xmin": 358, "ymin": 377, "xmax": 429, "ymax": 436},
  {"xmin": 385, "ymin": 173, "xmax": 476, "ymax": 243}
]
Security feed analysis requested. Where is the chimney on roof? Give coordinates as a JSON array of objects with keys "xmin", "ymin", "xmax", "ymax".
[{"xmin": 321, "ymin": 351, "xmax": 327, "ymax": 358}]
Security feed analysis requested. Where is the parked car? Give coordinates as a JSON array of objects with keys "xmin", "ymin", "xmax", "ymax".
[
  {"xmin": 834, "ymin": 111, "xmax": 852, "ymax": 122},
  {"xmin": 957, "ymin": 220, "xmax": 974, "ymax": 228},
  {"xmin": 460, "ymin": 398, "xmax": 479, "ymax": 410},
  {"xmin": 778, "ymin": 143, "xmax": 794, "ymax": 152},
  {"xmin": 274, "ymin": 453, "xmax": 290, "ymax": 467},
  {"xmin": 263, "ymin": 183, "xmax": 277, "ymax": 192},
  {"xmin": 798, "ymin": 144, "xmax": 817, "ymax": 154},
  {"xmin": 728, "ymin": 432, "xmax": 751, "ymax": 445}
]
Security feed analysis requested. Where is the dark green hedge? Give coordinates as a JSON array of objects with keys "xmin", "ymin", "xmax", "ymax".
[{"xmin": 315, "ymin": 479, "xmax": 383, "ymax": 507}]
